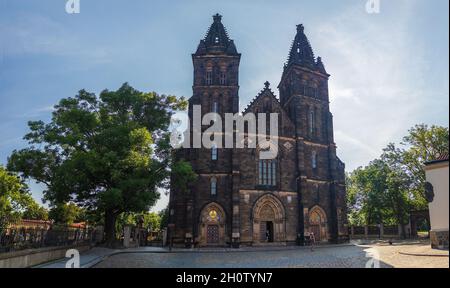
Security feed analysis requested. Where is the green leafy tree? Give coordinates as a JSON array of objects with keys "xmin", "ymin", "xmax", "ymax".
[
  {"xmin": 48, "ymin": 202, "xmax": 83, "ymax": 225},
  {"xmin": 346, "ymin": 160, "xmax": 389, "ymax": 226},
  {"xmin": 7, "ymin": 83, "xmax": 187, "ymax": 246},
  {"xmin": 346, "ymin": 124, "xmax": 448, "ymax": 233},
  {"xmin": 401, "ymin": 124, "xmax": 449, "ymax": 206},
  {"xmin": 381, "ymin": 144, "xmax": 412, "ymax": 238},
  {"xmin": 115, "ymin": 212, "xmax": 136, "ymax": 236},
  {"xmin": 22, "ymin": 200, "xmax": 49, "ymax": 221},
  {"xmin": 143, "ymin": 212, "xmax": 161, "ymax": 231},
  {"xmin": 0, "ymin": 166, "xmax": 33, "ymax": 231},
  {"xmin": 171, "ymin": 160, "xmax": 198, "ymax": 194}
]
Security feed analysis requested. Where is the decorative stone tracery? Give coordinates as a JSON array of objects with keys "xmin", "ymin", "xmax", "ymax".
[
  {"xmin": 252, "ymin": 194, "xmax": 286, "ymax": 243},
  {"xmin": 308, "ymin": 205, "xmax": 328, "ymax": 242},
  {"xmin": 198, "ymin": 202, "xmax": 226, "ymax": 246}
]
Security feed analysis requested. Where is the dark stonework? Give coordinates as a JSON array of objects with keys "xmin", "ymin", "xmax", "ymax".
[{"xmin": 169, "ymin": 14, "xmax": 348, "ymax": 247}]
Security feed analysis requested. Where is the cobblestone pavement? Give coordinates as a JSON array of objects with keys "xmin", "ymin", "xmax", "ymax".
[
  {"xmin": 93, "ymin": 241, "xmax": 449, "ymax": 268},
  {"xmin": 94, "ymin": 245, "xmax": 392, "ymax": 268}
]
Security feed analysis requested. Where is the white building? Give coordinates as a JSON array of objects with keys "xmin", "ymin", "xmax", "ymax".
[{"xmin": 425, "ymin": 154, "xmax": 449, "ymax": 249}]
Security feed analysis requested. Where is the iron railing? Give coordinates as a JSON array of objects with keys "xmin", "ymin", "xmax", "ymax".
[{"xmin": 0, "ymin": 227, "xmax": 97, "ymax": 253}]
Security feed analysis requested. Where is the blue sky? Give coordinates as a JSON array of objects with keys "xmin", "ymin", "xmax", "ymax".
[{"xmin": 0, "ymin": 0, "xmax": 448, "ymax": 212}]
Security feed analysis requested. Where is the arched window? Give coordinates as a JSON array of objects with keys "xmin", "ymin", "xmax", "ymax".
[
  {"xmin": 210, "ymin": 177, "xmax": 217, "ymax": 196},
  {"xmin": 211, "ymin": 144, "xmax": 218, "ymax": 161},
  {"xmin": 312, "ymin": 151, "xmax": 318, "ymax": 169}
]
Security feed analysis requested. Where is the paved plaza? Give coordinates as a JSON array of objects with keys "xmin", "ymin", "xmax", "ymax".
[{"xmin": 91, "ymin": 241, "xmax": 449, "ymax": 269}]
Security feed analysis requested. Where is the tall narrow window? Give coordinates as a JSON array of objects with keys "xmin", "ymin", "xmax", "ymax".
[
  {"xmin": 212, "ymin": 101, "xmax": 219, "ymax": 113},
  {"xmin": 271, "ymin": 160, "xmax": 276, "ymax": 185},
  {"xmin": 211, "ymin": 177, "xmax": 217, "ymax": 196},
  {"xmin": 312, "ymin": 151, "xmax": 318, "ymax": 169},
  {"xmin": 206, "ymin": 71, "xmax": 213, "ymax": 85},
  {"xmin": 258, "ymin": 160, "xmax": 277, "ymax": 186},
  {"xmin": 309, "ymin": 109, "xmax": 315, "ymax": 135},
  {"xmin": 219, "ymin": 72, "xmax": 226, "ymax": 85},
  {"xmin": 263, "ymin": 161, "xmax": 268, "ymax": 184},
  {"xmin": 211, "ymin": 144, "xmax": 218, "ymax": 161},
  {"xmin": 258, "ymin": 161, "xmax": 263, "ymax": 184}
]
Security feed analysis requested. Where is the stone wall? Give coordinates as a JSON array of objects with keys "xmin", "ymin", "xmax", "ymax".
[{"xmin": 0, "ymin": 245, "xmax": 90, "ymax": 268}]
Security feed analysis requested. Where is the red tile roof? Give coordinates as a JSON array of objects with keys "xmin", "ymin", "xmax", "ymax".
[{"xmin": 425, "ymin": 153, "xmax": 449, "ymax": 165}]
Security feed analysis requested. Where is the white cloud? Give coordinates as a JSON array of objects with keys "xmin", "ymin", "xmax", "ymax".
[{"xmin": 309, "ymin": 0, "xmax": 434, "ymax": 171}]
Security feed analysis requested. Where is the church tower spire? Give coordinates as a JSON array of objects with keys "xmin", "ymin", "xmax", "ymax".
[
  {"xmin": 191, "ymin": 14, "xmax": 241, "ymax": 113},
  {"xmin": 278, "ymin": 23, "xmax": 333, "ymax": 142},
  {"xmin": 286, "ymin": 24, "xmax": 315, "ymax": 69},
  {"xmin": 284, "ymin": 24, "xmax": 327, "ymax": 74},
  {"xmin": 195, "ymin": 13, "xmax": 239, "ymax": 55}
]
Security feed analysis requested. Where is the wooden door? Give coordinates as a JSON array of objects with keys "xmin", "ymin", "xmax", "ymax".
[
  {"xmin": 310, "ymin": 225, "xmax": 321, "ymax": 241},
  {"xmin": 260, "ymin": 221, "xmax": 267, "ymax": 241},
  {"xmin": 207, "ymin": 225, "xmax": 219, "ymax": 244}
]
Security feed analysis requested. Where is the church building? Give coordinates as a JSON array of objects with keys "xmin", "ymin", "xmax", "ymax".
[{"xmin": 169, "ymin": 14, "xmax": 348, "ymax": 247}]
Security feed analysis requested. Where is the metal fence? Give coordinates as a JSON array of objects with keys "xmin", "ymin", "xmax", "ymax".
[
  {"xmin": 383, "ymin": 225, "xmax": 399, "ymax": 236},
  {"xmin": 349, "ymin": 225, "xmax": 403, "ymax": 239},
  {"xmin": 0, "ymin": 227, "xmax": 96, "ymax": 253}
]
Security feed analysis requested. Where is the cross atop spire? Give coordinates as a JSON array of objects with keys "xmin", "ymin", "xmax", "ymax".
[
  {"xmin": 213, "ymin": 13, "xmax": 222, "ymax": 22},
  {"xmin": 195, "ymin": 14, "xmax": 239, "ymax": 55},
  {"xmin": 264, "ymin": 81, "xmax": 270, "ymax": 89}
]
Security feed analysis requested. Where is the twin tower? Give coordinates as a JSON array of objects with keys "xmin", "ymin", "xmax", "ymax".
[{"xmin": 169, "ymin": 14, "xmax": 348, "ymax": 247}]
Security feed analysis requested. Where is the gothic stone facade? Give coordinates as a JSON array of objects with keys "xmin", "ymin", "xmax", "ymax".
[{"xmin": 169, "ymin": 14, "xmax": 348, "ymax": 247}]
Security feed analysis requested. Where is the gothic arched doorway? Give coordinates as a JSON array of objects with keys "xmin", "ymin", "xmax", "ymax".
[
  {"xmin": 309, "ymin": 206, "xmax": 328, "ymax": 242},
  {"xmin": 252, "ymin": 194, "xmax": 286, "ymax": 244},
  {"xmin": 199, "ymin": 202, "xmax": 226, "ymax": 246}
]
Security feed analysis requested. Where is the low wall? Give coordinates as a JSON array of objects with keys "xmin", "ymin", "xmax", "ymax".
[
  {"xmin": 349, "ymin": 225, "xmax": 404, "ymax": 239},
  {"xmin": 0, "ymin": 245, "xmax": 91, "ymax": 268},
  {"xmin": 430, "ymin": 230, "xmax": 449, "ymax": 249}
]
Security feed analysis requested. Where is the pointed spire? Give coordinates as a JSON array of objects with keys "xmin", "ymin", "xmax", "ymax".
[
  {"xmin": 286, "ymin": 24, "xmax": 315, "ymax": 69},
  {"xmin": 195, "ymin": 14, "xmax": 239, "ymax": 55},
  {"xmin": 316, "ymin": 56, "xmax": 327, "ymax": 74}
]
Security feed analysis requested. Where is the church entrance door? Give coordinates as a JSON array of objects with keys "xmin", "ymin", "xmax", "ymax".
[
  {"xmin": 259, "ymin": 221, "xmax": 274, "ymax": 242},
  {"xmin": 207, "ymin": 225, "xmax": 219, "ymax": 244},
  {"xmin": 259, "ymin": 221, "xmax": 273, "ymax": 243},
  {"xmin": 266, "ymin": 221, "xmax": 274, "ymax": 242},
  {"xmin": 310, "ymin": 224, "xmax": 320, "ymax": 241},
  {"xmin": 309, "ymin": 206, "xmax": 328, "ymax": 242},
  {"xmin": 199, "ymin": 202, "xmax": 226, "ymax": 246},
  {"xmin": 252, "ymin": 194, "xmax": 286, "ymax": 244}
]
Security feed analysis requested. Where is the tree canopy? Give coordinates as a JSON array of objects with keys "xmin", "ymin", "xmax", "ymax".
[
  {"xmin": 7, "ymin": 83, "xmax": 191, "ymax": 245},
  {"xmin": 48, "ymin": 202, "xmax": 83, "ymax": 225},
  {"xmin": 0, "ymin": 165, "xmax": 34, "ymax": 230},
  {"xmin": 347, "ymin": 124, "xmax": 448, "ymax": 237}
]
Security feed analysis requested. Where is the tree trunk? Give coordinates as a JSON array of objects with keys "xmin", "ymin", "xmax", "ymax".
[
  {"xmin": 397, "ymin": 211, "xmax": 407, "ymax": 239},
  {"xmin": 399, "ymin": 223, "xmax": 407, "ymax": 239},
  {"xmin": 104, "ymin": 210, "xmax": 118, "ymax": 247}
]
